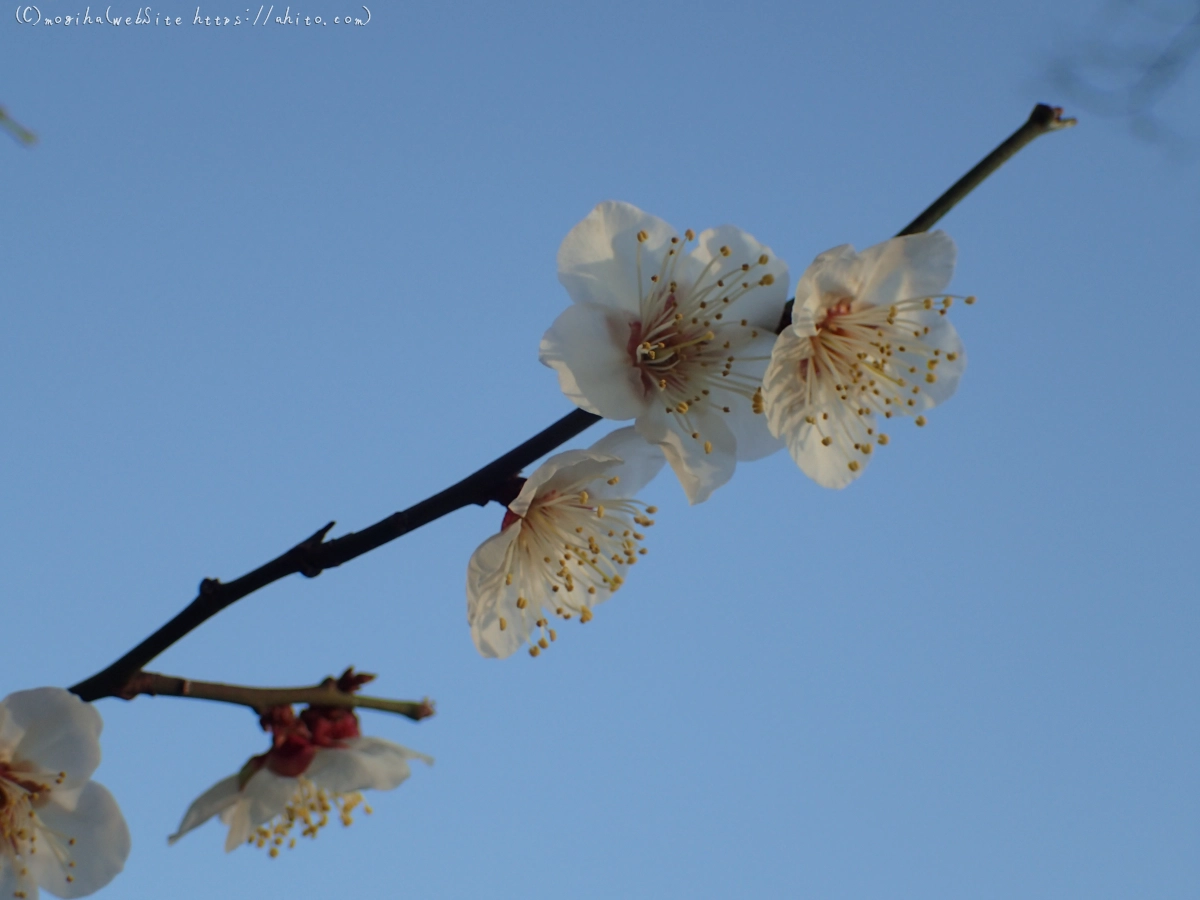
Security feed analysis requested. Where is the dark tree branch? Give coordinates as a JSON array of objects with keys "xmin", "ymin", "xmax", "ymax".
[
  {"xmin": 70, "ymin": 103, "xmax": 1075, "ymax": 704},
  {"xmin": 70, "ymin": 409, "xmax": 598, "ymax": 702}
]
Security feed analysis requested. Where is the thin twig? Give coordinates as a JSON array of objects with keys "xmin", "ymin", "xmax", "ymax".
[
  {"xmin": 896, "ymin": 103, "xmax": 1076, "ymax": 236},
  {"xmin": 70, "ymin": 104, "xmax": 1075, "ymax": 704},
  {"xmin": 777, "ymin": 103, "xmax": 1076, "ymax": 332},
  {"xmin": 121, "ymin": 671, "xmax": 435, "ymax": 720}
]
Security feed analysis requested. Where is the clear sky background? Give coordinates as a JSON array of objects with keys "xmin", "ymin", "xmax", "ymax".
[{"xmin": 3, "ymin": 1, "xmax": 1198, "ymax": 898}]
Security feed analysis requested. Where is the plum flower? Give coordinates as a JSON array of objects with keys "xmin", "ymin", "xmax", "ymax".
[
  {"xmin": 169, "ymin": 705, "xmax": 431, "ymax": 854},
  {"xmin": 540, "ymin": 201, "xmax": 787, "ymax": 504},
  {"xmin": 467, "ymin": 427, "xmax": 665, "ymax": 659},
  {"xmin": 761, "ymin": 232, "xmax": 970, "ymax": 489},
  {"xmin": 0, "ymin": 687, "xmax": 130, "ymax": 900}
]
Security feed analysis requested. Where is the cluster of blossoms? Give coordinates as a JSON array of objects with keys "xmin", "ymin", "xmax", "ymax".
[
  {"xmin": 2, "ymin": 198, "xmax": 977, "ymax": 898},
  {"xmin": 170, "ymin": 686, "xmax": 432, "ymax": 854},
  {"xmin": 467, "ymin": 201, "xmax": 971, "ymax": 658}
]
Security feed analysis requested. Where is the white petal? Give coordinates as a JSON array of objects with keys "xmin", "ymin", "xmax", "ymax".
[
  {"xmin": 2, "ymin": 689, "xmax": 102, "ymax": 789},
  {"xmin": 223, "ymin": 769, "xmax": 299, "ymax": 850},
  {"xmin": 467, "ymin": 527, "xmax": 526, "ymax": 659},
  {"xmin": 895, "ymin": 316, "xmax": 966, "ymax": 410},
  {"xmin": 585, "ymin": 427, "xmax": 665, "ymax": 498},
  {"xmin": 690, "ymin": 224, "xmax": 790, "ymax": 328},
  {"xmin": 32, "ymin": 781, "xmax": 129, "ymax": 899},
  {"xmin": 168, "ymin": 774, "xmax": 241, "ymax": 845},
  {"xmin": 539, "ymin": 302, "xmax": 647, "ymax": 420},
  {"xmin": 307, "ymin": 737, "xmax": 432, "ymax": 794},
  {"xmin": 0, "ymin": 701, "xmax": 24, "ymax": 762},
  {"xmin": 763, "ymin": 329, "xmax": 876, "ymax": 489},
  {"xmin": 220, "ymin": 799, "xmax": 252, "ymax": 853},
  {"xmin": 638, "ymin": 406, "xmax": 736, "ymax": 505},
  {"xmin": 715, "ymin": 330, "xmax": 784, "ymax": 462},
  {"xmin": 557, "ymin": 201, "xmax": 676, "ymax": 315},
  {"xmin": 856, "ymin": 232, "xmax": 956, "ymax": 309},
  {"xmin": 510, "ymin": 450, "xmax": 621, "ymax": 518},
  {"xmin": 794, "ymin": 244, "xmax": 864, "ymax": 317}
]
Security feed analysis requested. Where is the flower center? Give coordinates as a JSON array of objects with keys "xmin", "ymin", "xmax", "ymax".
[
  {"xmin": 795, "ymin": 293, "xmax": 972, "ymax": 465},
  {"xmin": 0, "ymin": 763, "xmax": 77, "ymax": 896},
  {"xmin": 502, "ymin": 484, "xmax": 656, "ymax": 657},
  {"xmin": 630, "ymin": 229, "xmax": 778, "ymax": 453},
  {"xmin": 250, "ymin": 777, "xmax": 371, "ymax": 858}
]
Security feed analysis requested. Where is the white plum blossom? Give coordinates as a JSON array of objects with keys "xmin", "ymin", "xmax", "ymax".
[
  {"xmin": 169, "ymin": 735, "xmax": 432, "ymax": 854},
  {"xmin": 0, "ymin": 687, "xmax": 130, "ymax": 900},
  {"xmin": 761, "ymin": 232, "xmax": 969, "ymax": 489},
  {"xmin": 540, "ymin": 201, "xmax": 787, "ymax": 504},
  {"xmin": 467, "ymin": 427, "xmax": 665, "ymax": 659}
]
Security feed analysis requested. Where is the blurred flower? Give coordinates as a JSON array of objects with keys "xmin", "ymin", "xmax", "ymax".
[
  {"xmin": 467, "ymin": 427, "xmax": 665, "ymax": 659},
  {"xmin": 762, "ymin": 232, "xmax": 969, "ymax": 488},
  {"xmin": 540, "ymin": 201, "xmax": 787, "ymax": 504},
  {"xmin": 0, "ymin": 687, "xmax": 130, "ymax": 899},
  {"xmin": 169, "ymin": 705, "xmax": 431, "ymax": 854}
]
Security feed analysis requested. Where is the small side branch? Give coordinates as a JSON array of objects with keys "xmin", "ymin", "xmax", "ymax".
[
  {"xmin": 896, "ymin": 103, "xmax": 1076, "ymax": 237},
  {"xmin": 121, "ymin": 670, "xmax": 435, "ymax": 721}
]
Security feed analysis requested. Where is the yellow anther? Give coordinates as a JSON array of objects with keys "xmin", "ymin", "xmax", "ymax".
[
  {"xmin": 529, "ymin": 646, "xmax": 540, "ymax": 657},
  {"xmin": 607, "ymin": 476, "xmax": 620, "ymax": 485},
  {"xmin": 703, "ymin": 441, "xmax": 713, "ymax": 454},
  {"xmin": 946, "ymin": 352, "xmax": 958, "ymax": 361},
  {"xmin": 719, "ymin": 245, "xmax": 731, "ymax": 257},
  {"xmin": 579, "ymin": 490, "xmax": 589, "ymax": 504},
  {"xmin": 965, "ymin": 295, "xmax": 976, "ymax": 305},
  {"xmin": 925, "ymin": 373, "xmax": 937, "ymax": 383},
  {"xmin": 505, "ymin": 573, "xmax": 512, "ymax": 586},
  {"xmin": 596, "ymin": 505, "xmax": 605, "ymax": 518},
  {"xmin": 685, "ymin": 229, "xmax": 695, "ymax": 240},
  {"xmin": 878, "ymin": 434, "xmax": 889, "ymax": 445},
  {"xmin": 636, "ymin": 230, "xmax": 648, "ymax": 243},
  {"xmin": 580, "ymin": 606, "xmax": 593, "ymax": 623},
  {"xmin": 821, "ymin": 436, "xmax": 833, "ymax": 446},
  {"xmin": 499, "ymin": 617, "xmax": 507, "ymax": 631},
  {"xmin": 516, "ymin": 597, "xmax": 527, "ymax": 609},
  {"xmin": 676, "ymin": 401, "xmax": 689, "ymax": 413},
  {"xmin": 915, "ymin": 416, "xmax": 927, "ymax": 427},
  {"xmin": 759, "ymin": 273, "xmax": 774, "ymax": 286},
  {"xmin": 538, "ymin": 638, "xmax": 549, "ymax": 650},
  {"xmin": 848, "ymin": 461, "xmax": 860, "ymax": 472},
  {"xmin": 646, "ymin": 506, "xmax": 657, "ymax": 513},
  {"xmin": 758, "ymin": 253, "xmax": 769, "ymax": 265}
]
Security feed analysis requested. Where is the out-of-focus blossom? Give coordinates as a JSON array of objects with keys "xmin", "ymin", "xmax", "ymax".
[
  {"xmin": 467, "ymin": 427, "xmax": 665, "ymax": 659},
  {"xmin": 762, "ymin": 232, "xmax": 970, "ymax": 488},
  {"xmin": 541, "ymin": 201, "xmax": 787, "ymax": 504},
  {"xmin": 0, "ymin": 687, "xmax": 130, "ymax": 899},
  {"xmin": 169, "ymin": 704, "xmax": 431, "ymax": 854}
]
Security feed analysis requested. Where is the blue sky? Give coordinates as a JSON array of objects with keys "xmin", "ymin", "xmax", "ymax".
[{"xmin": 3, "ymin": 1, "xmax": 1198, "ymax": 897}]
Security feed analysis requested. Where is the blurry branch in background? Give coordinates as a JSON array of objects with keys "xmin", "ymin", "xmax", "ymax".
[
  {"xmin": 119, "ymin": 667, "xmax": 436, "ymax": 720},
  {"xmin": 69, "ymin": 103, "xmax": 1075, "ymax": 706},
  {"xmin": 0, "ymin": 106, "xmax": 37, "ymax": 145},
  {"xmin": 1047, "ymin": 0, "xmax": 1199, "ymax": 152}
]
